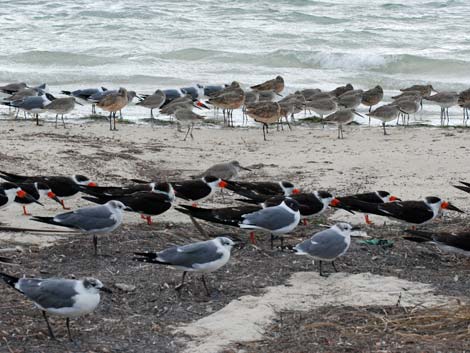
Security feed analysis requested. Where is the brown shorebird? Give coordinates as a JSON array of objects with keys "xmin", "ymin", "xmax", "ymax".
[
  {"xmin": 196, "ymin": 160, "xmax": 251, "ymax": 180},
  {"xmin": 160, "ymin": 101, "xmax": 193, "ymax": 118},
  {"xmin": 246, "ymin": 102, "xmax": 281, "ymax": 140},
  {"xmin": 208, "ymin": 86, "xmax": 245, "ymax": 127},
  {"xmin": 400, "ymin": 84, "xmax": 434, "ymax": 97},
  {"xmin": 458, "ymin": 88, "xmax": 470, "ymax": 125},
  {"xmin": 0, "ymin": 82, "xmax": 28, "ymax": 95},
  {"xmin": 258, "ymin": 90, "xmax": 276, "ymax": 102},
  {"xmin": 304, "ymin": 98, "xmax": 337, "ymax": 119},
  {"xmin": 44, "ymin": 97, "xmax": 79, "ymax": 128},
  {"xmin": 136, "ymin": 89, "xmax": 166, "ymax": 119},
  {"xmin": 362, "ymin": 85, "xmax": 384, "ymax": 125},
  {"xmin": 242, "ymin": 91, "xmax": 259, "ymax": 124},
  {"xmin": 329, "ymin": 83, "xmax": 353, "ymax": 97},
  {"xmin": 250, "ymin": 76, "xmax": 284, "ymax": 94},
  {"xmin": 97, "ymin": 87, "xmax": 129, "ymax": 130},
  {"xmin": 297, "ymin": 88, "xmax": 322, "ymax": 100},
  {"xmin": 324, "ymin": 108, "xmax": 363, "ymax": 139},
  {"xmin": 174, "ymin": 108, "xmax": 205, "ymax": 140},
  {"xmin": 337, "ymin": 89, "xmax": 363, "ymax": 109},
  {"xmin": 367, "ymin": 104, "xmax": 400, "ymax": 135},
  {"xmin": 423, "ymin": 91, "xmax": 459, "ymax": 126},
  {"xmin": 392, "ymin": 90, "xmax": 422, "ymax": 101},
  {"xmin": 394, "ymin": 97, "xmax": 420, "ymax": 125}
]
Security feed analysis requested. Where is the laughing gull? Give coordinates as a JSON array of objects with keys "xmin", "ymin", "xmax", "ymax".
[
  {"xmin": 0, "ymin": 273, "xmax": 111, "ymax": 340},
  {"xmin": 195, "ymin": 160, "xmax": 251, "ymax": 180},
  {"xmin": 82, "ymin": 185, "xmax": 174, "ymax": 225},
  {"xmin": 134, "ymin": 236, "xmax": 237, "ymax": 295},
  {"xmin": 31, "ymin": 201, "xmax": 127, "ymax": 254},
  {"xmin": 2, "ymin": 93, "xmax": 55, "ymax": 125},
  {"xmin": 0, "ymin": 182, "xmax": 40, "ymax": 210},
  {"xmin": 44, "ymin": 97, "xmax": 80, "ymax": 128},
  {"xmin": 0, "ymin": 82, "xmax": 28, "ymax": 95},
  {"xmin": 337, "ymin": 191, "xmax": 401, "ymax": 224},
  {"xmin": 251, "ymin": 76, "xmax": 284, "ymax": 94},
  {"xmin": 136, "ymin": 89, "xmax": 166, "ymax": 119},
  {"xmin": 404, "ymin": 229, "xmax": 470, "ymax": 256},
  {"xmin": 239, "ymin": 198, "xmax": 300, "ymax": 247},
  {"xmin": 13, "ymin": 182, "xmax": 60, "ymax": 215},
  {"xmin": 181, "ymin": 84, "xmax": 205, "ymax": 100},
  {"xmin": 61, "ymin": 87, "xmax": 107, "ymax": 114},
  {"xmin": 294, "ymin": 223, "xmax": 356, "ymax": 277},
  {"xmin": 0, "ymin": 171, "xmax": 96, "ymax": 209}
]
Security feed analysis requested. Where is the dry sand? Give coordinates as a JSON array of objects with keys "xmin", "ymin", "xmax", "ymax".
[{"xmin": 0, "ymin": 118, "xmax": 469, "ymax": 352}]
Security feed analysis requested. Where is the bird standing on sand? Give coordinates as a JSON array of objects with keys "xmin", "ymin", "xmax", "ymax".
[
  {"xmin": 174, "ymin": 107, "xmax": 205, "ymax": 141},
  {"xmin": 0, "ymin": 273, "xmax": 111, "ymax": 341},
  {"xmin": 0, "ymin": 182, "xmax": 39, "ymax": 210},
  {"xmin": 134, "ymin": 236, "xmax": 237, "ymax": 296},
  {"xmin": 423, "ymin": 91, "xmax": 459, "ymax": 126},
  {"xmin": 136, "ymin": 89, "xmax": 166, "ymax": 119},
  {"xmin": 97, "ymin": 87, "xmax": 129, "ymax": 131},
  {"xmin": 294, "ymin": 223, "xmax": 356, "ymax": 277},
  {"xmin": 323, "ymin": 108, "xmax": 363, "ymax": 139},
  {"xmin": 246, "ymin": 101, "xmax": 282, "ymax": 141},
  {"xmin": 367, "ymin": 104, "xmax": 400, "ymax": 135},
  {"xmin": 61, "ymin": 87, "xmax": 107, "ymax": 114},
  {"xmin": 208, "ymin": 84, "xmax": 245, "ymax": 126},
  {"xmin": 31, "ymin": 200, "xmax": 127, "ymax": 255},
  {"xmin": 44, "ymin": 97, "xmax": 79, "ymax": 128}
]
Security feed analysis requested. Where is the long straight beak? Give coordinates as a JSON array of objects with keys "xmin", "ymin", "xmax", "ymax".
[
  {"xmin": 444, "ymin": 202, "xmax": 464, "ymax": 213},
  {"xmin": 240, "ymin": 166, "xmax": 252, "ymax": 171},
  {"xmin": 100, "ymin": 287, "xmax": 113, "ymax": 294},
  {"xmin": 353, "ymin": 110, "xmax": 365, "ymax": 118}
]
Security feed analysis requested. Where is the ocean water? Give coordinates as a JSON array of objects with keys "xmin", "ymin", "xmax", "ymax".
[{"xmin": 0, "ymin": 0, "xmax": 469, "ymax": 124}]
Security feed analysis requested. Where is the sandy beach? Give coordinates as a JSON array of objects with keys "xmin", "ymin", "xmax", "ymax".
[{"xmin": 0, "ymin": 119, "xmax": 469, "ymax": 352}]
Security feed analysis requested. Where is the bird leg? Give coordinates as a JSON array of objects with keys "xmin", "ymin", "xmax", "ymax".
[
  {"xmin": 262, "ymin": 124, "xmax": 268, "ymax": 141},
  {"xmin": 319, "ymin": 261, "xmax": 329, "ymax": 277},
  {"xmin": 285, "ymin": 116, "xmax": 292, "ymax": 131},
  {"xmin": 183, "ymin": 126, "xmax": 191, "ymax": 141},
  {"xmin": 201, "ymin": 275, "xmax": 211, "ymax": 296},
  {"xmin": 66, "ymin": 317, "xmax": 73, "ymax": 342},
  {"xmin": 42, "ymin": 311, "xmax": 56, "ymax": 340},
  {"xmin": 92, "ymin": 234, "xmax": 98, "ymax": 256},
  {"xmin": 113, "ymin": 112, "xmax": 117, "ymax": 130},
  {"xmin": 382, "ymin": 122, "xmax": 387, "ymax": 135},
  {"xmin": 61, "ymin": 114, "xmax": 66, "ymax": 128},
  {"xmin": 36, "ymin": 114, "xmax": 39, "ymax": 126},
  {"xmin": 270, "ymin": 233, "xmax": 275, "ymax": 249},
  {"xmin": 22, "ymin": 206, "xmax": 31, "ymax": 216},
  {"xmin": 175, "ymin": 271, "xmax": 187, "ymax": 292},
  {"xmin": 364, "ymin": 214, "xmax": 373, "ymax": 225},
  {"xmin": 61, "ymin": 200, "xmax": 71, "ymax": 210},
  {"xmin": 249, "ymin": 231, "xmax": 256, "ymax": 245},
  {"xmin": 109, "ymin": 112, "xmax": 113, "ymax": 130},
  {"xmin": 303, "ymin": 219, "xmax": 308, "ymax": 226},
  {"xmin": 145, "ymin": 216, "xmax": 152, "ymax": 225},
  {"xmin": 332, "ymin": 261, "xmax": 339, "ymax": 273},
  {"xmin": 337, "ymin": 126, "xmax": 341, "ymax": 139},
  {"xmin": 190, "ymin": 123, "xmax": 194, "ymax": 139},
  {"xmin": 55, "ymin": 114, "xmax": 59, "ymax": 129}
]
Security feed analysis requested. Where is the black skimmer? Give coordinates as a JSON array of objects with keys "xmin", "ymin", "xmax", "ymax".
[
  {"xmin": 404, "ymin": 229, "xmax": 470, "ymax": 256},
  {"xmin": 80, "ymin": 181, "xmax": 173, "ymax": 198},
  {"xmin": 294, "ymin": 223, "xmax": 357, "ymax": 277},
  {"xmin": 31, "ymin": 200, "xmax": 127, "ymax": 255},
  {"xmin": 337, "ymin": 191, "xmax": 401, "ymax": 224},
  {"xmin": 13, "ymin": 182, "xmax": 60, "ymax": 215},
  {"xmin": 225, "ymin": 180, "xmax": 300, "ymax": 202},
  {"xmin": 171, "ymin": 176, "xmax": 227, "ymax": 205},
  {"xmin": 0, "ymin": 273, "xmax": 111, "ymax": 340},
  {"xmin": 0, "ymin": 182, "xmax": 40, "ymax": 210},
  {"xmin": 360, "ymin": 196, "xmax": 463, "ymax": 226},
  {"xmin": 82, "ymin": 188, "xmax": 174, "ymax": 225},
  {"xmin": 0, "ymin": 171, "xmax": 96, "ymax": 209},
  {"xmin": 453, "ymin": 180, "xmax": 470, "ymax": 194},
  {"xmin": 134, "ymin": 236, "xmax": 237, "ymax": 296}
]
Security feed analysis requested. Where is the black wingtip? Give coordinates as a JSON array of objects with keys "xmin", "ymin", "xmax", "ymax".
[{"xmin": 0, "ymin": 272, "xmax": 19, "ymax": 288}]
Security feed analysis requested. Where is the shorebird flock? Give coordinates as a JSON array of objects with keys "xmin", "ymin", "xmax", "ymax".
[
  {"xmin": 1, "ymin": 77, "xmax": 470, "ymax": 139},
  {"xmin": 1, "ymin": 161, "xmax": 469, "ymax": 340}
]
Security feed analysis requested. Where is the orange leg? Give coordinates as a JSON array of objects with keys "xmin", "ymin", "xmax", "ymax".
[
  {"xmin": 140, "ymin": 214, "xmax": 146, "ymax": 220},
  {"xmin": 191, "ymin": 202, "xmax": 199, "ymax": 207},
  {"xmin": 249, "ymin": 232, "xmax": 256, "ymax": 245},
  {"xmin": 61, "ymin": 200, "xmax": 71, "ymax": 210},
  {"xmin": 22, "ymin": 206, "xmax": 31, "ymax": 216},
  {"xmin": 303, "ymin": 219, "xmax": 308, "ymax": 226},
  {"xmin": 146, "ymin": 216, "xmax": 153, "ymax": 225},
  {"xmin": 365, "ymin": 215, "xmax": 373, "ymax": 225}
]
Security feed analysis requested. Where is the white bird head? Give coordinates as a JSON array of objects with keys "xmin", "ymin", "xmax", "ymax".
[{"xmin": 216, "ymin": 236, "xmax": 236, "ymax": 249}]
